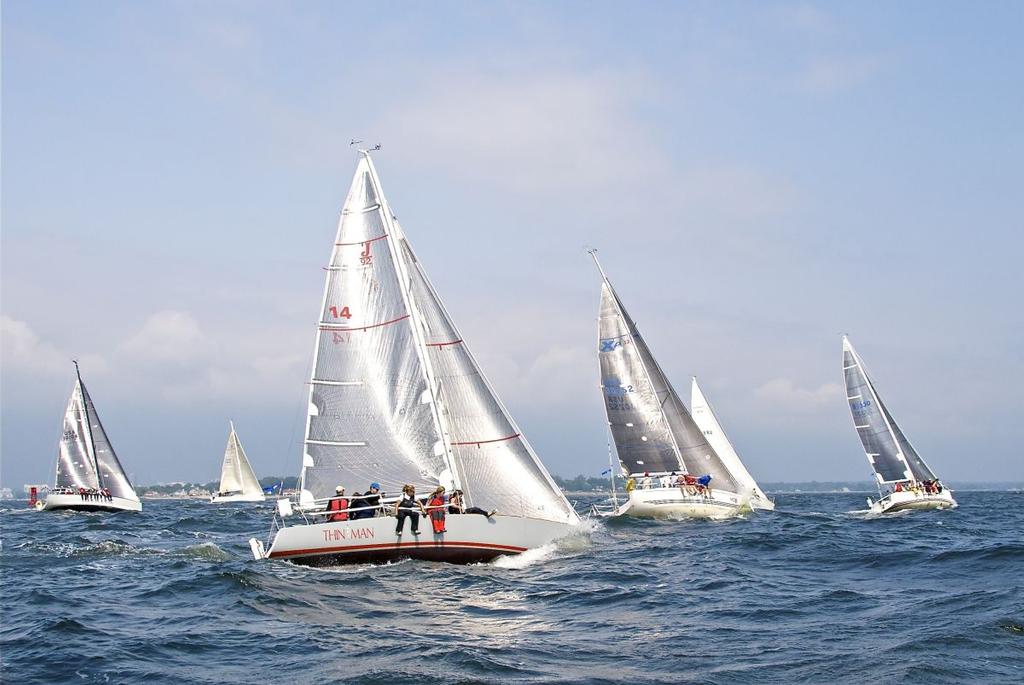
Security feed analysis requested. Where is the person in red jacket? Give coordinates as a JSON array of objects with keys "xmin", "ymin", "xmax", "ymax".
[
  {"xmin": 326, "ymin": 486, "xmax": 349, "ymax": 522},
  {"xmin": 427, "ymin": 486, "xmax": 447, "ymax": 534}
]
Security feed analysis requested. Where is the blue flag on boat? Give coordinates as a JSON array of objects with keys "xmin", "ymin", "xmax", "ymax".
[{"xmin": 263, "ymin": 480, "xmax": 284, "ymax": 495}]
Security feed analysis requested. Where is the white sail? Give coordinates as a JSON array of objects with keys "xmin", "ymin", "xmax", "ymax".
[
  {"xmin": 298, "ymin": 153, "xmax": 577, "ymax": 524},
  {"xmin": 690, "ymin": 378, "xmax": 773, "ymax": 509},
  {"xmin": 217, "ymin": 422, "xmax": 263, "ymax": 497},
  {"xmin": 55, "ymin": 364, "xmax": 138, "ymax": 502}
]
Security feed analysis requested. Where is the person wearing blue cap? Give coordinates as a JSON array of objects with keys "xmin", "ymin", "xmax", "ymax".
[{"xmin": 358, "ymin": 482, "xmax": 382, "ymax": 519}]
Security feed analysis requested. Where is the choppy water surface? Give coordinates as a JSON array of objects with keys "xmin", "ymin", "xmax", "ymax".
[{"xmin": 2, "ymin": 492, "xmax": 1022, "ymax": 684}]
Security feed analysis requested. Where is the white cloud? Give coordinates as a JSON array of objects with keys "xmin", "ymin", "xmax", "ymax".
[
  {"xmin": 1, "ymin": 315, "xmax": 67, "ymax": 374},
  {"xmin": 118, "ymin": 310, "xmax": 208, "ymax": 364},
  {"xmin": 754, "ymin": 377, "xmax": 842, "ymax": 411}
]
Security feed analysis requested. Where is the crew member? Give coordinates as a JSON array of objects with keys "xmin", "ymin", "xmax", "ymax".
[
  {"xmin": 427, "ymin": 486, "xmax": 447, "ymax": 534},
  {"xmin": 448, "ymin": 489, "xmax": 495, "ymax": 517},
  {"xmin": 394, "ymin": 485, "xmax": 427, "ymax": 535},
  {"xmin": 326, "ymin": 486, "xmax": 349, "ymax": 522}
]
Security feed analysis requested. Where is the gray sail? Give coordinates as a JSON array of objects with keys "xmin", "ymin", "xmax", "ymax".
[
  {"xmin": 56, "ymin": 378, "xmax": 101, "ymax": 491},
  {"xmin": 598, "ymin": 283, "xmax": 680, "ymax": 474},
  {"xmin": 843, "ymin": 337, "xmax": 915, "ymax": 483},
  {"xmin": 400, "ymin": 236, "xmax": 577, "ymax": 521},
  {"xmin": 56, "ymin": 368, "xmax": 137, "ymax": 499},
  {"xmin": 300, "ymin": 155, "xmax": 448, "ymax": 500},
  {"xmin": 883, "ymin": 404, "xmax": 937, "ymax": 482},
  {"xmin": 597, "ymin": 278, "xmax": 739, "ymax": 491}
]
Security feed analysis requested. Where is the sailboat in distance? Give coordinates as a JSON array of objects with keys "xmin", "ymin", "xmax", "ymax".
[
  {"xmin": 210, "ymin": 422, "xmax": 265, "ymax": 503},
  {"xmin": 589, "ymin": 251, "xmax": 746, "ymax": 519},
  {"xmin": 40, "ymin": 362, "xmax": 142, "ymax": 513},
  {"xmin": 690, "ymin": 378, "xmax": 775, "ymax": 511},
  {"xmin": 842, "ymin": 336, "xmax": 956, "ymax": 514},
  {"xmin": 249, "ymin": 150, "xmax": 579, "ymax": 565}
]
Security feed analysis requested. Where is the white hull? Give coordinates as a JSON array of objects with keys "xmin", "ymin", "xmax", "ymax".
[
  {"xmin": 867, "ymin": 488, "xmax": 956, "ymax": 514},
  {"xmin": 210, "ymin": 493, "xmax": 265, "ymax": 503},
  {"xmin": 255, "ymin": 513, "xmax": 575, "ymax": 566},
  {"xmin": 41, "ymin": 492, "xmax": 142, "ymax": 513},
  {"xmin": 616, "ymin": 487, "xmax": 744, "ymax": 519}
]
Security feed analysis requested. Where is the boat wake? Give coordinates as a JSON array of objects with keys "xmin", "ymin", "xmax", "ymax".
[{"xmin": 490, "ymin": 543, "xmax": 557, "ymax": 569}]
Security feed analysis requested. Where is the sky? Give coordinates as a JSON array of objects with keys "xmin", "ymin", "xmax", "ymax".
[{"xmin": 2, "ymin": 1, "xmax": 1022, "ymax": 490}]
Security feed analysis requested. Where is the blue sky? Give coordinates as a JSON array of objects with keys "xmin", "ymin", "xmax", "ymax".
[{"xmin": 3, "ymin": 1, "xmax": 1022, "ymax": 489}]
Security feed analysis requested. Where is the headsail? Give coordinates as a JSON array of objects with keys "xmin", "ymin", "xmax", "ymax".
[
  {"xmin": 593, "ymin": 257, "xmax": 739, "ymax": 491},
  {"xmin": 300, "ymin": 153, "xmax": 577, "ymax": 523},
  {"xmin": 842, "ymin": 336, "xmax": 937, "ymax": 484},
  {"xmin": 690, "ymin": 378, "xmax": 770, "ymax": 503},
  {"xmin": 55, "ymin": 365, "xmax": 137, "ymax": 500},
  {"xmin": 219, "ymin": 422, "xmax": 263, "ymax": 496}
]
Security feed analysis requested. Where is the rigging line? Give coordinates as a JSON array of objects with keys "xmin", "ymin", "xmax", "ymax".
[
  {"xmin": 425, "ymin": 339, "xmax": 463, "ymax": 348},
  {"xmin": 319, "ymin": 314, "xmax": 410, "ymax": 331},
  {"xmin": 450, "ymin": 433, "xmax": 521, "ymax": 447},
  {"xmin": 336, "ymin": 233, "xmax": 388, "ymax": 246}
]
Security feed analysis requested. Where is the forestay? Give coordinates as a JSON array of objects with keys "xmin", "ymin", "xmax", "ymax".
[
  {"xmin": 843, "ymin": 336, "xmax": 937, "ymax": 483},
  {"xmin": 299, "ymin": 153, "xmax": 576, "ymax": 524},
  {"xmin": 219, "ymin": 423, "xmax": 263, "ymax": 496},
  {"xmin": 595, "ymin": 268, "xmax": 739, "ymax": 492},
  {"xmin": 56, "ymin": 366, "xmax": 137, "ymax": 500}
]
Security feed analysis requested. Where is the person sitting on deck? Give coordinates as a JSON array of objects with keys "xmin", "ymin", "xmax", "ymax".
[
  {"xmin": 625, "ymin": 477, "xmax": 636, "ymax": 494},
  {"xmin": 682, "ymin": 473, "xmax": 698, "ymax": 495},
  {"xmin": 640, "ymin": 472, "xmax": 652, "ymax": 490},
  {"xmin": 894, "ymin": 482, "xmax": 904, "ymax": 492},
  {"xmin": 447, "ymin": 489, "xmax": 495, "ymax": 518},
  {"xmin": 659, "ymin": 474, "xmax": 671, "ymax": 488},
  {"xmin": 326, "ymin": 486, "xmax": 349, "ymax": 522},
  {"xmin": 358, "ymin": 483, "xmax": 383, "ymax": 518},
  {"xmin": 394, "ymin": 484, "xmax": 427, "ymax": 536},
  {"xmin": 427, "ymin": 486, "xmax": 447, "ymax": 534},
  {"xmin": 696, "ymin": 474, "xmax": 712, "ymax": 497}
]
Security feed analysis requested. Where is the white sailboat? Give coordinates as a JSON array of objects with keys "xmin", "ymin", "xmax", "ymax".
[
  {"xmin": 249, "ymin": 150, "xmax": 579, "ymax": 565},
  {"xmin": 589, "ymin": 252, "xmax": 746, "ymax": 519},
  {"xmin": 842, "ymin": 336, "xmax": 956, "ymax": 514},
  {"xmin": 210, "ymin": 422, "xmax": 265, "ymax": 503},
  {"xmin": 690, "ymin": 378, "xmax": 775, "ymax": 511},
  {"xmin": 40, "ymin": 362, "xmax": 142, "ymax": 513}
]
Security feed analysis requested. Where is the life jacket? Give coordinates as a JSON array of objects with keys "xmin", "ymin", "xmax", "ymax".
[
  {"xmin": 428, "ymin": 495, "xmax": 446, "ymax": 518},
  {"xmin": 327, "ymin": 497, "xmax": 349, "ymax": 522}
]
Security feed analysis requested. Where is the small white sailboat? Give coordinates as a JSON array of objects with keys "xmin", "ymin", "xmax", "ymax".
[
  {"xmin": 588, "ymin": 252, "xmax": 746, "ymax": 519},
  {"xmin": 210, "ymin": 422, "xmax": 265, "ymax": 503},
  {"xmin": 250, "ymin": 150, "xmax": 579, "ymax": 565},
  {"xmin": 842, "ymin": 336, "xmax": 956, "ymax": 514},
  {"xmin": 690, "ymin": 378, "xmax": 775, "ymax": 511},
  {"xmin": 40, "ymin": 362, "xmax": 142, "ymax": 513}
]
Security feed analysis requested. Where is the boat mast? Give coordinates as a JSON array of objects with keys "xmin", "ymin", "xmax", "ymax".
[
  {"xmin": 74, "ymin": 360, "xmax": 105, "ymax": 491},
  {"xmin": 362, "ymin": 151, "xmax": 464, "ymax": 494},
  {"xmin": 588, "ymin": 249, "xmax": 687, "ymax": 473}
]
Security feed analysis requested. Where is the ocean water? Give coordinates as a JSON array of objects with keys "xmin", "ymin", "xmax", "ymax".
[{"xmin": 1, "ymin": 491, "xmax": 1021, "ymax": 684}]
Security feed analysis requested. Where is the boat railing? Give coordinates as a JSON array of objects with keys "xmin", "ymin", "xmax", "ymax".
[{"xmin": 275, "ymin": 493, "xmax": 456, "ymax": 526}]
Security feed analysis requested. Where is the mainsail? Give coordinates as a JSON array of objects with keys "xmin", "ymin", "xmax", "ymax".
[
  {"xmin": 218, "ymin": 422, "xmax": 263, "ymax": 496},
  {"xmin": 299, "ymin": 153, "xmax": 577, "ymax": 523},
  {"xmin": 594, "ymin": 260, "xmax": 739, "ymax": 491},
  {"xmin": 55, "ymin": 364, "xmax": 137, "ymax": 500},
  {"xmin": 690, "ymin": 377, "xmax": 769, "ymax": 502},
  {"xmin": 843, "ymin": 336, "xmax": 937, "ymax": 484}
]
